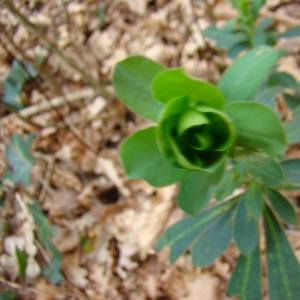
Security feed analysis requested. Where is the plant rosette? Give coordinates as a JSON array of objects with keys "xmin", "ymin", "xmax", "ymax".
[{"xmin": 113, "ymin": 47, "xmax": 286, "ymax": 214}]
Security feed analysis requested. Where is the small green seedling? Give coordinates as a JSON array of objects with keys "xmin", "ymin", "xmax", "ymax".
[
  {"xmin": 3, "ymin": 60, "xmax": 38, "ymax": 109},
  {"xmin": 203, "ymin": 0, "xmax": 300, "ymax": 58},
  {"xmin": 113, "ymin": 46, "xmax": 300, "ymax": 300}
]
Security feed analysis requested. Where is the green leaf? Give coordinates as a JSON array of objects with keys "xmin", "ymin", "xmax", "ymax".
[
  {"xmin": 284, "ymin": 93, "xmax": 299, "ymax": 110},
  {"xmin": 215, "ymin": 168, "xmax": 241, "ymax": 201},
  {"xmin": 269, "ymin": 72, "xmax": 300, "ymax": 90},
  {"xmin": 155, "ymin": 198, "xmax": 237, "ymax": 263},
  {"xmin": 203, "ymin": 25, "xmax": 247, "ymax": 50},
  {"xmin": 191, "ymin": 203, "xmax": 236, "ymax": 267},
  {"xmin": 284, "ymin": 106, "xmax": 300, "ymax": 144},
  {"xmin": 42, "ymin": 255, "xmax": 64, "ymax": 285},
  {"xmin": 152, "ymin": 68, "xmax": 225, "ymax": 110},
  {"xmin": 251, "ymin": 29, "xmax": 267, "ymax": 47},
  {"xmin": 264, "ymin": 206, "xmax": 300, "ymax": 300},
  {"xmin": 227, "ymin": 244, "xmax": 261, "ymax": 299},
  {"xmin": 3, "ymin": 60, "xmax": 36, "ymax": 110},
  {"xmin": 113, "ymin": 55, "xmax": 166, "ymax": 122},
  {"xmin": 245, "ymin": 181, "xmax": 264, "ymax": 220},
  {"xmin": 278, "ymin": 26, "xmax": 300, "ymax": 38},
  {"xmin": 225, "ymin": 102, "xmax": 286, "ymax": 156},
  {"xmin": 0, "ymin": 291, "xmax": 17, "ymax": 300},
  {"xmin": 176, "ymin": 159, "xmax": 225, "ymax": 215},
  {"xmin": 280, "ymin": 159, "xmax": 300, "ymax": 189},
  {"xmin": 96, "ymin": 2, "xmax": 105, "ymax": 23},
  {"xmin": 251, "ymin": 0, "xmax": 265, "ymax": 17},
  {"xmin": 252, "ymin": 86, "xmax": 283, "ymax": 110},
  {"xmin": 23, "ymin": 61, "xmax": 38, "ymax": 78},
  {"xmin": 6, "ymin": 60, "xmax": 29, "ymax": 89},
  {"xmin": 28, "ymin": 200, "xmax": 63, "ymax": 284},
  {"xmin": 218, "ymin": 46, "xmax": 278, "ymax": 103},
  {"xmin": 3, "ymin": 81, "xmax": 24, "ymax": 110},
  {"xmin": 257, "ymin": 17, "xmax": 274, "ymax": 31},
  {"xmin": 27, "ymin": 199, "xmax": 58, "ymax": 254},
  {"xmin": 235, "ymin": 158, "xmax": 284, "ymax": 187},
  {"xmin": 227, "ymin": 43, "xmax": 248, "ymax": 58},
  {"xmin": 4, "ymin": 134, "xmax": 35, "ymax": 185},
  {"xmin": 264, "ymin": 188, "xmax": 298, "ymax": 225},
  {"xmin": 120, "ymin": 127, "xmax": 189, "ymax": 187},
  {"xmin": 234, "ymin": 194, "xmax": 258, "ymax": 254},
  {"xmin": 15, "ymin": 248, "xmax": 28, "ymax": 277}
]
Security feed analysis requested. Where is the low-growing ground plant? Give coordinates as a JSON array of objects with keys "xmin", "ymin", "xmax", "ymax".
[
  {"xmin": 113, "ymin": 45, "xmax": 300, "ymax": 299},
  {"xmin": 203, "ymin": 0, "xmax": 300, "ymax": 58},
  {"xmin": 1, "ymin": 133, "xmax": 64, "ymax": 286}
]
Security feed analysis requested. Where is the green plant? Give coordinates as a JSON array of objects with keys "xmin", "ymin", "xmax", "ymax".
[
  {"xmin": 3, "ymin": 60, "xmax": 38, "ymax": 109},
  {"xmin": 113, "ymin": 46, "xmax": 300, "ymax": 299},
  {"xmin": 2, "ymin": 134, "xmax": 64, "ymax": 285},
  {"xmin": 0, "ymin": 291, "xmax": 17, "ymax": 300},
  {"xmin": 203, "ymin": 0, "xmax": 300, "ymax": 58}
]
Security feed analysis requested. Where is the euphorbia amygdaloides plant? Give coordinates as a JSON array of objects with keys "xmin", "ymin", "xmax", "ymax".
[{"xmin": 113, "ymin": 46, "xmax": 300, "ymax": 300}]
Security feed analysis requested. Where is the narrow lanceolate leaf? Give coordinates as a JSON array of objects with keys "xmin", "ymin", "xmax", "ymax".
[
  {"xmin": 120, "ymin": 127, "xmax": 189, "ymax": 187},
  {"xmin": 225, "ymin": 102, "xmax": 286, "ymax": 157},
  {"xmin": 251, "ymin": 29, "xmax": 267, "ymax": 48},
  {"xmin": 218, "ymin": 46, "xmax": 278, "ymax": 103},
  {"xmin": 280, "ymin": 159, "xmax": 300, "ymax": 189},
  {"xmin": 251, "ymin": 86, "xmax": 283, "ymax": 110},
  {"xmin": 234, "ymin": 194, "xmax": 258, "ymax": 254},
  {"xmin": 227, "ymin": 244, "xmax": 261, "ymax": 300},
  {"xmin": 264, "ymin": 206, "xmax": 300, "ymax": 300},
  {"xmin": 42, "ymin": 255, "xmax": 64, "ymax": 285},
  {"xmin": 227, "ymin": 43, "xmax": 248, "ymax": 58},
  {"xmin": 215, "ymin": 168, "xmax": 241, "ymax": 201},
  {"xmin": 268, "ymin": 72, "xmax": 300, "ymax": 90},
  {"xmin": 278, "ymin": 26, "xmax": 300, "ymax": 38},
  {"xmin": 28, "ymin": 200, "xmax": 63, "ymax": 284},
  {"xmin": 4, "ymin": 134, "xmax": 35, "ymax": 185},
  {"xmin": 245, "ymin": 182, "xmax": 264, "ymax": 220},
  {"xmin": 113, "ymin": 55, "xmax": 166, "ymax": 122},
  {"xmin": 284, "ymin": 93, "xmax": 299, "ymax": 110},
  {"xmin": 235, "ymin": 158, "xmax": 284, "ymax": 187},
  {"xmin": 27, "ymin": 199, "xmax": 58, "ymax": 254},
  {"xmin": 176, "ymin": 159, "xmax": 225, "ymax": 215},
  {"xmin": 251, "ymin": 0, "xmax": 265, "ymax": 17},
  {"xmin": 191, "ymin": 203, "xmax": 237, "ymax": 267},
  {"xmin": 152, "ymin": 68, "xmax": 225, "ymax": 109},
  {"xmin": 264, "ymin": 188, "xmax": 298, "ymax": 225},
  {"xmin": 203, "ymin": 25, "xmax": 247, "ymax": 49},
  {"xmin": 284, "ymin": 106, "xmax": 300, "ymax": 144},
  {"xmin": 15, "ymin": 248, "xmax": 28, "ymax": 277},
  {"xmin": 155, "ymin": 199, "xmax": 237, "ymax": 263}
]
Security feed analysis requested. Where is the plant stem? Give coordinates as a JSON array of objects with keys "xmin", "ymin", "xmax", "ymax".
[{"xmin": 0, "ymin": 101, "xmax": 44, "ymax": 129}]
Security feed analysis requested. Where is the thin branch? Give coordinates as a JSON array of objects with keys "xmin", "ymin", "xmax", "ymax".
[
  {"xmin": 0, "ymin": 277, "xmax": 36, "ymax": 294},
  {"xmin": 3, "ymin": 0, "xmax": 112, "ymax": 99},
  {"xmin": 0, "ymin": 27, "xmax": 100, "ymax": 153},
  {"xmin": 0, "ymin": 101, "xmax": 44, "ymax": 129}
]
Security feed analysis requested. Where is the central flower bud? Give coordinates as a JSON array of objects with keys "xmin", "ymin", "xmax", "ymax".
[{"xmin": 156, "ymin": 96, "xmax": 236, "ymax": 170}]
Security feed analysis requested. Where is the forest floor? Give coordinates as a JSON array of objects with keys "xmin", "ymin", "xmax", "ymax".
[{"xmin": 0, "ymin": 0, "xmax": 300, "ymax": 299}]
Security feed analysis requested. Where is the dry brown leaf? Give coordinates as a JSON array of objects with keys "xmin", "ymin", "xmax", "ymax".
[
  {"xmin": 44, "ymin": 188, "xmax": 78, "ymax": 218},
  {"xmin": 61, "ymin": 249, "xmax": 89, "ymax": 289}
]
